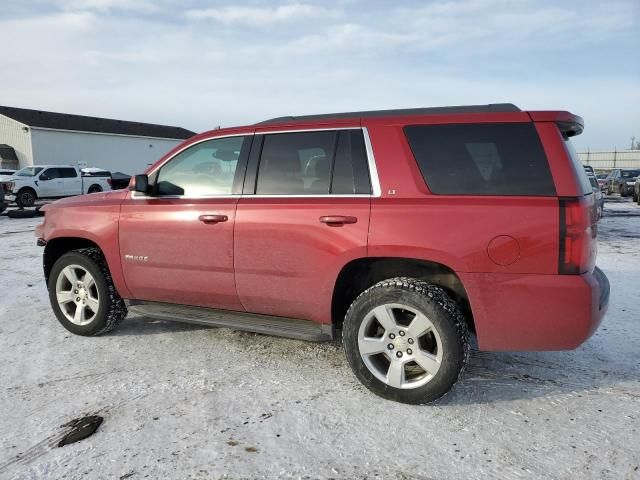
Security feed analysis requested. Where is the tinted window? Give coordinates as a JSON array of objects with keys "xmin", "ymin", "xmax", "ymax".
[
  {"xmin": 333, "ymin": 130, "xmax": 371, "ymax": 194},
  {"xmin": 404, "ymin": 123, "xmax": 556, "ymax": 196},
  {"xmin": 256, "ymin": 131, "xmax": 337, "ymax": 195},
  {"xmin": 621, "ymin": 170, "xmax": 640, "ymax": 179},
  {"xmin": 60, "ymin": 168, "xmax": 78, "ymax": 178},
  {"xmin": 156, "ymin": 136, "xmax": 247, "ymax": 196},
  {"xmin": 41, "ymin": 168, "xmax": 61, "ymax": 179}
]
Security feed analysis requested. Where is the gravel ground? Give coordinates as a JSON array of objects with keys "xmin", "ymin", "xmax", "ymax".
[{"xmin": 0, "ymin": 198, "xmax": 639, "ymax": 480}]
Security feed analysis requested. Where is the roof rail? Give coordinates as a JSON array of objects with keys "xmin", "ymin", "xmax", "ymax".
[{"xmin": 256, "ymin": 103, "xmax": 521, "ymax": 125}]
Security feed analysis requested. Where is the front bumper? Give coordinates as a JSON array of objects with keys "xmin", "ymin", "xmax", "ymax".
[{"xmin": 461, "ymin": 266, "xmax": 610, "ymax": 351}]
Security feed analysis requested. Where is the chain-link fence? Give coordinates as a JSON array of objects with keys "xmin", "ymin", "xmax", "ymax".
[{"xmin": 578, "ymin": 150, "xmax": 640, "ymax": 169}]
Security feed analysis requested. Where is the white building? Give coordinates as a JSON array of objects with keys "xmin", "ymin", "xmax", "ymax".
[{"xmin": 0, "ymin": 106, "xmax": 196, "ymax": 174}]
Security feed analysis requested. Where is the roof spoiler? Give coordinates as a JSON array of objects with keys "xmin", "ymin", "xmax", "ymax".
[{"xmin": 528, "ymin": 111, "xmax": 584, "ymax": 137}]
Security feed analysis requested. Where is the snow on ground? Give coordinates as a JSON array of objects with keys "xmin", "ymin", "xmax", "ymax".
[{"xmin": 0, "ymin": 198, "xmax": 639, "ymax": 480}]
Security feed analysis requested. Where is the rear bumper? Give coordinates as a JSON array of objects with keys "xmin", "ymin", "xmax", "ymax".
[{"xmin": 461, "ymin": 267, "xmax": 609, "ymax": 351}]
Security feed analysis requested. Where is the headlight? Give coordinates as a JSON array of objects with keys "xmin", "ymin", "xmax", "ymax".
[{"xmin": 626, "ymin": 181, "xmax": 635, "ymax": 186}]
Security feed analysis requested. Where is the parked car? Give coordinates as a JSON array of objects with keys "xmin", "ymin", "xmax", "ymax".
[
  {"xmin": 0, "ymin": 168, "xmax": 16, "ymax": 177},
  {"xmin": 596, "ymin": 173, "xmax": 608, "ymax": 191},
  {"xmin": 606, "ymin": 168, "xmax": 640, "ymax": 196},
  {"xmin": 634, "ymin": 176, "xmax": 640, "ymax": 204},
  {"xmin": 5, "ymin": 165, "xmax": 112, "ymax": 207},
  {"xmin": 35, "ymin": 103, "xmax": 609, "ymax": 404},
  {"xmin": 588, "ymin": 175, "xmax": 604, "ymax": 217},
  {"xmin": 583, "ymin": 165, "xmax": 594, "ymax": 176},
  {"xmin": 0, "ymin": 181, "xmax": 6, "ymax": 214}
]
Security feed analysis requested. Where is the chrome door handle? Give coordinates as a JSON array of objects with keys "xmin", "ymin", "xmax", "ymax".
[
  {"xmin": 319, "ymin": 215, "xmax": 358, "ymax": 225},
  {"xmin": 199, "ymin": 214, "xmax": 228, "ymax": 224}
]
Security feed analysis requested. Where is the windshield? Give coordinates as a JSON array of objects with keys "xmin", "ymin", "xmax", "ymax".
[
  {"xmin": 621, "ymin": 170, "xmax": 640, "ymax": 179},
  {"xmin": 15, "ymin": 167, "xmax": 44, "ymax": 177}
]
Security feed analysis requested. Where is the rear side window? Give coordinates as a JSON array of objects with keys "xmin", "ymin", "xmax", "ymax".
[
  {"xmin": 332, "ymin": 130, "xmax": 372, "ymax": 194},
  {"xmin": 404, "ymin": 123, "xmax": 556, "ymax": 196},
  {"xmin": 255, "ymin": 130, "xmax": 371, "ymax": 195},
  {"xmin": 60, "ymin": 168, "xmax": 78, "ymax": 178},
  {"xmin": 563, "ymin": 137, "xmax": 592, "ymax": 195}
]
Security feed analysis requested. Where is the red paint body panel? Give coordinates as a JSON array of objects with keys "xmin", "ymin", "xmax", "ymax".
[
  {"xmin": 368, "ymin": 196, "xmax": 559, "ymax": 274},
  {"xmin": 118, "ymin": 194, "xmax": 243, "ymax": 310},
  {"xmin": 36, "ymin": 107, "xmax": 609, "ymax": 352},
  {"xmin": 234, "ymin": 197, "xmax": 370, "ymax": 324},
  {"xmin": 461, "ymin": 269, "xmax": 607, "ymax": 350},
  {"xmin": 37, "ymin": 190, "xmax": 133, "ymax": 298}
]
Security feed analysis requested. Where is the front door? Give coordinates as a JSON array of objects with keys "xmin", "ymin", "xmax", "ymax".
[
  {"xmin": 118, "ymin": 135, "xmax": 252, "ymax": 310},
  {"xmin": 38, "ymin": 168, "xmax": 64, "ymax": 197},
  {"xmin": 234, "ymin": 128, "xmax": 374, "ymax": 325}
]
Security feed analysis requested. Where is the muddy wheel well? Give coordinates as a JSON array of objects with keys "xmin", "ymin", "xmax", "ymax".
[
  {"xmin": 43, "ymin": 238, "xmax": 102, "ymax": 283},
  {"xmin": 331, "ymin": 257, "xmax": 475, "ymax": 334}
]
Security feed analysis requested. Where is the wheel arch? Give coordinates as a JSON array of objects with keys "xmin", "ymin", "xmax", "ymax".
[
  {"xmin": 44, "ymin": 237, "xmax": 103, "ymax": 284},
  {"xmin": 331, "ymin": 257, "xmax": 475, "ymax": 334}
]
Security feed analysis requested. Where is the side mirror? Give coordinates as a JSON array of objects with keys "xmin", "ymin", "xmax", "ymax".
[
  {"xmin": 130, "ymin": 174, "xmax": 149, "ymax": 194},
  {"xmin": 40, "ymin": 174, "xmax": 50, "ymax": 181}
]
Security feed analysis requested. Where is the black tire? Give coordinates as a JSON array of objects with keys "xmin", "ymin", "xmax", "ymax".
[
  {"xmin": 17, "ymin": 188, "xmax": 37, "ymax": 207},
  {"xmin": 8, "ymin": 209, "xmax": 36, "ymax": 219},
  {"xmin": 88, "ymin": 184, "xmax": 102, "ymax": 194},
  {"xmin": 48, "ymin": 248, "xmax": 127, "ymax": 336},
  {"xmin": 342, "ymin": 277, "xmax": 469, "ymax": 404}
]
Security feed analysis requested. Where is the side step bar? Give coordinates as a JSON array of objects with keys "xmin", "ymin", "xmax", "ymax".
[{"xmin": 126, "ymin": 300, "xmax": 334, "ymax": 342}]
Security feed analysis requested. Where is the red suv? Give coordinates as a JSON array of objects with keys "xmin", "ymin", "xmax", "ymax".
[{"xmin": 36, "ymin": 104, "xmax": 609, "ymax": 404}]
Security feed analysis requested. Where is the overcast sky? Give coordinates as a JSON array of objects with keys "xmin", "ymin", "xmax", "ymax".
[{"xmin": 2, "ymin": 0, "xmax": 639, "ymax": 150}]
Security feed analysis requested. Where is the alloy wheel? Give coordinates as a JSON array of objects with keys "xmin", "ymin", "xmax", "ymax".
[
  {"xmin": 55, "ymin": 265, "xmax": 100, "ymax": 325},
  {"xmin": 357, "ymin": 303, "xmax": 443, "ymax": 389}
]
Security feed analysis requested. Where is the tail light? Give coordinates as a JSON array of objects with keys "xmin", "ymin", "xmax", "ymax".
[
  {"xmin": 559, "ymin": 196, "xmax": 597, "ymax": 275},
  {"xmin": 107, "ymin": 178, "xmax": 113, "ymax": 187}
]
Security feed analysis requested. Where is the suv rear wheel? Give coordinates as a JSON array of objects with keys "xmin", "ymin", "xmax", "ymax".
[
  {"xmin": 342, "ymin": 277, "xmax": 469, "ymax": 404},
  {"xmin": 49, "ymin": 248, "xmax": 127, "ymax": 336}
]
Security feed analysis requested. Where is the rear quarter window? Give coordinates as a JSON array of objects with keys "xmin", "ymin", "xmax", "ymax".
[{"xmin": 404, "ymin": 123, "xmax": 556, "ymax": 196}]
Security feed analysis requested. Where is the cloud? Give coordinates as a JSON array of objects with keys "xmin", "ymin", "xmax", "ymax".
[
  {"xmin": 185, "ymin": 3, "xmax": 338, "ymax": 26},
  {"xmin": 0, "ymin": 1, "xmax": 638, "ymax": 150},
  {"xmin": 52, "ymin": 0, "xmax": 161, "ymax": 13}
]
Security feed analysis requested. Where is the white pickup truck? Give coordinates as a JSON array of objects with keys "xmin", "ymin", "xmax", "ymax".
[{"xmin": 1, "ymin": 165, "xmax": 112, "ymax": 207}]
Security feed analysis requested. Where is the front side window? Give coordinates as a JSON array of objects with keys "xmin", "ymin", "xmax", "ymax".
[
  {"xmin": 404, "ymin": 123, "xmax": 556, "ymax": 196},
  {"xmin": 156, "ymin": 136, "xmax": 248, "ymax": 196},
  {"xmin": 41, "ymin": 168, "xmax": 61, "ymax": 180}
]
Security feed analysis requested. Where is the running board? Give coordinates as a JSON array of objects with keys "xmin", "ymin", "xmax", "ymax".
[{"xmin": 126, "ymin": 301, "xmax": 334, "ymax": 342}]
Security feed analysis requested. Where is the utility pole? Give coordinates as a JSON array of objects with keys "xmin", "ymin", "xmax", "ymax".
[{"xmin": 632, "ymin": 136, "xmax": 636, "ymax": 150}]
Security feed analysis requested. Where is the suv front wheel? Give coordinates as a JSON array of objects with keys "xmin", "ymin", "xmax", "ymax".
[
  {"xmin": 49, "ymin": 248, "xmax": 127, "ymax": 336},
  {"xmin": 342, "ymin": 278, "xmax": 469, "ymax": 404}
]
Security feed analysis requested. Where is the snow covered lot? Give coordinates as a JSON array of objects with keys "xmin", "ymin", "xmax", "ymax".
[{"xmin": 1, "ymin": 199, "xmax": 639, "ymax": 480}]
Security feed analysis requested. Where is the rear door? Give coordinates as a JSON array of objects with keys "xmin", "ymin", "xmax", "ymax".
[
  {"xmin": 234, "ymin": 127, "xmax": 374, "ymax": 325},
  {"xmin": 60, "ymin": 167, "xmax": 82, "ymax": 195}
]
